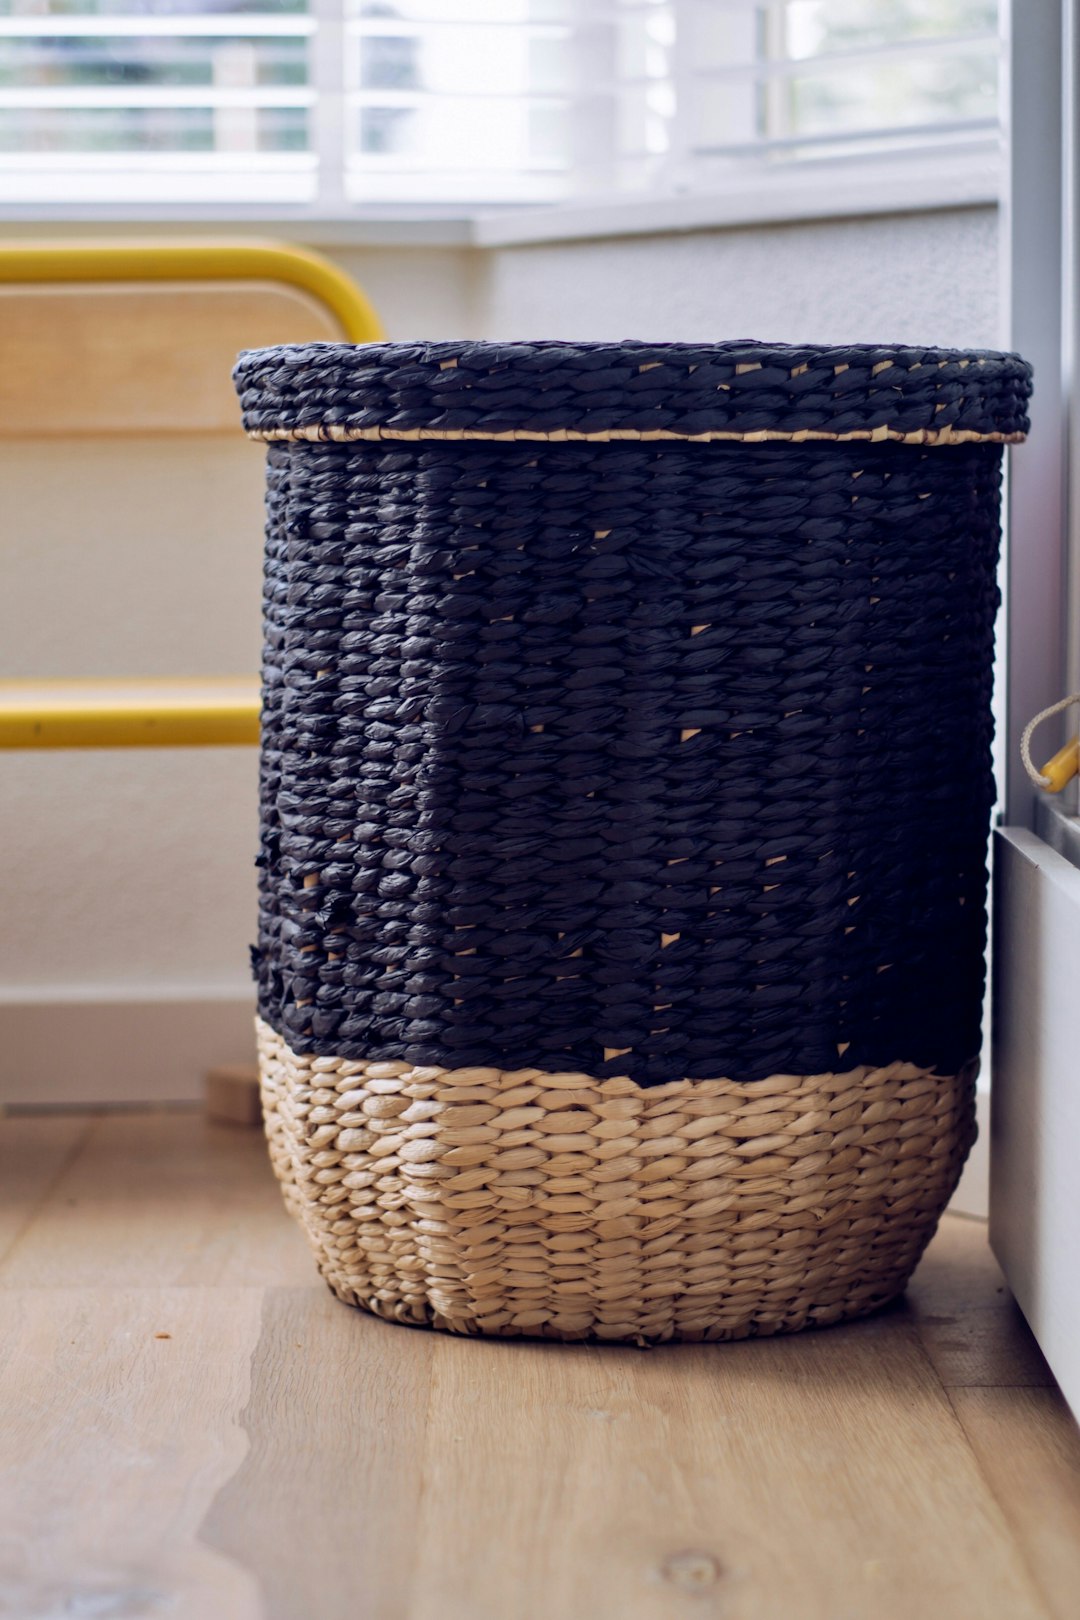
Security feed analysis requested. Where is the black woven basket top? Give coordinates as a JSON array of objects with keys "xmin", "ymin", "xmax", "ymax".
[{"xmin": 234, "ymin": 339, "xmax": 1031, "ymax": 446}]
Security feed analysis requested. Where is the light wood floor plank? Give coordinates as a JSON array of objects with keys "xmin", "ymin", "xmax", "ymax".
[
  {"xmin": 206, "ymin": 1305, "xmax": 1057, "ymax": 1620},
  {"xmin": 906, "ymin": 1210, "xmax": 1010, "ymax": 1312},
  {"xmin": 203, "ymin": 1288, "xmax": 434, "ymax": 1620},
  {"xmin": 0, "ymin": 1113, "xmax": 312, "ymax": 1288},
  {"xmin": 949, "ymin": 1385, "xmax": 1080, "ymax": 1620},
  {"xmin": 0, "ymin": 1112, "xmax": 91, "ymax": 1267},
  {"xmin": 0, "ymin": 1286, "xmax": 265, "ymax": 1620},
  {"xmin": 907, "ymin": 1215, "xmax": 1055, "ymax": 1388},
  {"xmin": 403, "ymin": 1316, "xmax": 1050, "ymax": 1620},
  {"xmin": 2, "ymin": 1112, "xmax": 1076, "ymax": 1620}
]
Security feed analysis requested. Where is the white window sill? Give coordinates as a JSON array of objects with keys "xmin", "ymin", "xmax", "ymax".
[
  {"xmin": 473, "ymin": 146, "xmax": 1002, "ymax": 247},
  {"xmin": 0, "ymin": 147, "xmax": 1001, "ymax": 251},
  {"xmin": 0, "ymin": 208, "xmax": 475, "ymax": 250}
]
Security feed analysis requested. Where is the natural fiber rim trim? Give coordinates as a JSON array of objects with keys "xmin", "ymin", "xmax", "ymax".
[{"xmin": 249, "ymin": 424, "xmax": 1025, "ymax": 446}]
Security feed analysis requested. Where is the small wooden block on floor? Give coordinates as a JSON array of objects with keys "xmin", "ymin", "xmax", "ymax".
[{"xmin": 204, "ymin": 1065, "xmax": 262, "ymax": 1128}]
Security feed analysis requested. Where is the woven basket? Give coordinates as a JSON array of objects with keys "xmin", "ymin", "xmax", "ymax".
[{"xmin": 235, "ymin": 339, "xmax": 1031, "ymax": 1343}]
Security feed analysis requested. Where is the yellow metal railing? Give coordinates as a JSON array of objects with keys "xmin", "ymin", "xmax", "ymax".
[
  {"xmin": 0, "ymin": 238, "xmax": 382, "ymax": 749},
  {"xmin": 0, "ymin": 677, "xmax": 261, "ymax": 749},
  {"xmin": 0, "ymin": 239, "xmax": 385, "ymax": 346}
]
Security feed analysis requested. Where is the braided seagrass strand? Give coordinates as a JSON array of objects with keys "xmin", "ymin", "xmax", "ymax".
[
  {"xmin": 254, "ymin": 434, "xmax": 1001, "ymax": 1086},
  {"xmin": 258, "ymin": 1019, "xmax": 977, "ymax": 1342},
  {"xmin": 234, "ymin": 339, "xmax": 1031, "ymax": 444}
]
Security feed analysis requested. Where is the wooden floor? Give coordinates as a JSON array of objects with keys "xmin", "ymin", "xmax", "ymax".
[{"xmin": 1, "ymin": 1111, "xmax": 1078, "ymax": 1620}]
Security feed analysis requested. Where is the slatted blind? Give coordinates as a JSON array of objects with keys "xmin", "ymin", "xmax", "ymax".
[{"xmin": 0, "ymin": 0, "xmax": 1001, "ymax": 209}]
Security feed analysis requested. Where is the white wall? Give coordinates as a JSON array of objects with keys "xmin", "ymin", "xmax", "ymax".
[
  {"xmin": 332, "ymin": 245, "xmax": 481, "ymax": 339},
  {"xmin": 478, "ymin": 208, "xmax": 999, "ymax": 348},
  {"xmin": 0, "ymin": 247, "xmax": 477, "ymax": 1006},
  {"xmin": 0, "ymin": 207, "xmax": 1000, "ymax": 1101}
]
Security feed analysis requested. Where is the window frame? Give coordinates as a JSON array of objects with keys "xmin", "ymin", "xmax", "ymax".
[
  {"xmin": 1001, "ymin": 0, "xmax": 1070, "ymax": 826},
  {"xmin": 0, "ymin": 0, "xmax": 1004, "ymax": 239}
]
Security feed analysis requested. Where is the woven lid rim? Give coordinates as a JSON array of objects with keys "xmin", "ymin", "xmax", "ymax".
[
  {"xmin": 234, "ymin": 337, "xmax": 1029, "ymax": 366},
  {"xmin": 233, "ymin": 338, "xmax": 1032, "ymax": 444}
]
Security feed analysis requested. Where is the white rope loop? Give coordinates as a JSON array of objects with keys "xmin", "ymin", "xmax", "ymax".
[{"xmin": 1020, "ymin": 693, "xmax": 1080, "ymax": 789}]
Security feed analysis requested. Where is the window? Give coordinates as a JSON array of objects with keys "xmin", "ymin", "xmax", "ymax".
[
  {"xmin": 0, "ymin": 0, "xmax": 1001, "ymax": 212},
  {"xmin": 579, "ymin": 0, "xmax": 1000, "ymax": 198},
  {"xmin": 350, "ymin": 1, "xmax": 569, "ymax": 204}
]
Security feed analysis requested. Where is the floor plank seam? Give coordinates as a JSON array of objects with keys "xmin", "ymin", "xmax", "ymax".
[
  {"xmin": 904, "ymin": 1317, "xmax": 1059, "ymax": 1620},
  {"xmin": 937, "ymin": 1378, "xmax": 1061, "ymax": 1620}
]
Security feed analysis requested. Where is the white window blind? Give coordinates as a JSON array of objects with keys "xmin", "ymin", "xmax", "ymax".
[{"xmin": 0, "ymin": 0, "xmax": 1001, "ymax": 211}]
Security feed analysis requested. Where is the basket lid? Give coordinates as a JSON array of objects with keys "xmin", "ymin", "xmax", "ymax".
[{"xmin": 234, "ymin": 338, "xmax": 1031, "ymax": 447}]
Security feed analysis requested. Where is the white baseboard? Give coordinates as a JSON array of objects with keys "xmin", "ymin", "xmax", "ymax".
[{"xmin": 0, "ymin": 992, "xmax": 256, "ymax": 1107}]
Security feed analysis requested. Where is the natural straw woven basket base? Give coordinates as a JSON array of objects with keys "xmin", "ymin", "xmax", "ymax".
[{"xmin": 257, "ymin": 1018, "xmax": 976, "ymax": 1344}]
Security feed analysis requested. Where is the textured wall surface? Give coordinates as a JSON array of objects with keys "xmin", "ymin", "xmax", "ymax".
[
  {"xmin": 0, "ymin": 207, "xmax": 1000, "ymax": 1097},
  {"xmin": 332, "ymin": 245, "xmax": 479, "ymax": 340},
  {"xmin": 0, "ymin": 439, "xmax": 263, "ymax": 999},
  {"xmin": 480, "ymin": 208, "xmax": 999, "ymax": 350}
]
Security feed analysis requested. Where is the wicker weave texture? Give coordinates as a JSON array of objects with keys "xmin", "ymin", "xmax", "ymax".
[
  {"xmin": 258, "ymin": 1019, "xmax": 976, "ymax": 1343},
  {"xmin": 254, "ymin": 435, "xmax": 1001, "ymax": 1086},
  {"xmin": 239, "ymin": 338, "xmax": 1024, "ymax": 1342}
]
